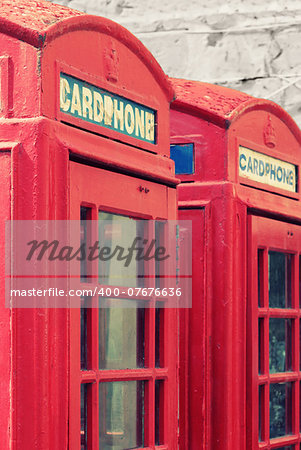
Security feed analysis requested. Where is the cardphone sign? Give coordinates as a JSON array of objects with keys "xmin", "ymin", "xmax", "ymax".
[
  {"xmin": 239, "ymin": 145, "xmax": 297, "ymax": 193},
  {"xmin": 60, "ymin": 73, "xmax": 156, "ymax": 144}
]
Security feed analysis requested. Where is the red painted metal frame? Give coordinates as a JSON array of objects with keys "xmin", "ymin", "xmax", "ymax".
[
  {"xmin": 178, "ymin": 207, "xmax": 208, "ymax": 450},
  {"xmin": 0, "ymin": 56, "xmax": 12, "ymax": 117},
  {"xmin": 170, "ymin": 78, "xmax": 301, "ymax": 450},
  {"xmin": 0, "ymin": 142, "xmax": 15, "ymax": 450},
  {"xmin": 70, "ymin": 161, "xmax": 178, "ymax": 449},
  {"xmin": 248, "ymin": 215, "xmax": 301, "ymax": 450}
]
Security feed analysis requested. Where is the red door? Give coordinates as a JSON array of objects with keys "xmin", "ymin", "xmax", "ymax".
[
  {"xmin": 178, "ymin": 207, "xmax": 206, "ymax": 450},
  {"xmin": 69, "ymin": 161, "xmax": 178, "ymax": 450},
  {"xmin": 248, "ymin": 215, "xmax": 301, "ymax": 450}
]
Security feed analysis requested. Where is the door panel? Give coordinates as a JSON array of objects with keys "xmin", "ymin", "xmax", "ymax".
[
  {"xmin": 69, "ymin": 161, "xmax": 177, "ymax": 450},
  {"xmin": 178, "ymin": 208, "xmax": 205, "ymax": 450},
  {"xmin": 247, "ymin": 215, "xmax": 301, "ymax": 450}
]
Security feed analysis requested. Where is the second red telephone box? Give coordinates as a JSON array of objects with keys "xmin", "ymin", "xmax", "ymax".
[{"xmin": 170, "ymin": 78, "xmax": 301, "ymax": 450}]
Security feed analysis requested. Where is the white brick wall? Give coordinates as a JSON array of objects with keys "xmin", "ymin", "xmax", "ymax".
[{"xmin": 49, "ymin": 0, "xmax": 301, "ymax": 128}]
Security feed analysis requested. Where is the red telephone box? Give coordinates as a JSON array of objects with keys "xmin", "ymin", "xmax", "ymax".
[
  {"xmin": 0, "ymin": 1, "xmax": 179, "ymax": 448},
  {"xmin": 170, "ymin": 78, "xmax": 301, "ymax": 450}
]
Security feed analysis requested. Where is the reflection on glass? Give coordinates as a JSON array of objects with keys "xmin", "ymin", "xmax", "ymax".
[
  {"xmin": 269, "ymin": 383, "xmax": 292, "ymax": 439},
  {"xmin": 269, "ymin": 251, "xmax": 292, "ymax": 308},
  {"xmin": 269, "ymin": 318, "xmax": 292, "ymax": 373},
  {"xmin": 99, "ymin": 298, "xmax": 145, "ymax": 370},
  {"xmin": 81, "ymin": 384, "xmax": 88, "ymax": 450},
  {"xmin": 80, "ymin": 207, "xmax": 91, "ymax": 282},
  {"xmin": 99, "ymin": 381, "xmax": 144, "ymax": 450},
  {"xmin": 98, "ymin": 212, "xmax": 144, "ymax": 287},
  {"xmin": 155, "ymin": 380, "xmax": 163, "ymax": 445}
]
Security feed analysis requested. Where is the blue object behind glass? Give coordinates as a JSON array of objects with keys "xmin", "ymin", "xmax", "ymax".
[{"xmin": 170, "ymin": 144, "xmax": 194, "ymax": 175}]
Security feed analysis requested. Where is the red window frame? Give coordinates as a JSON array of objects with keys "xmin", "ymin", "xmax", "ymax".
[
  {"xmin": 69, "ymin": 160, "xmax": 178, "ymax": 450},
  {"xmin": 248, "ymin": 215, "xmax": 301, "ymax": 450}
]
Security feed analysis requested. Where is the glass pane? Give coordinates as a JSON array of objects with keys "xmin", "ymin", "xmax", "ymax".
[
  {"xmin": 81, "ymin": 384, "xmax": 88, "ymax": 450},
  {"xmin": 99, "ymin": 381, "xmax": 144, "ymax": 450},
  {"xmin": 170, "ymin": 143, "xmax": 194, "ymax": 175},
  {"xmin": 81, "ymin": 306, "xmax": 88, "ymax": 370},
  {"xmin": 258, "ymin": 249, "xmax": 264, "ymax": 307},
  {"xmin": 259, "ymin": 385, "xmax": 263, "ymax": 442},
  {"xmin": 269, "ymin": 318, "xmax": 292, "ymax": 373},
  {"xmin": 155, "ymin": 380, "xmax": 164, "ymax": 445},
  {"xmin": 275, "ymin": 447, "xmax": 293, "ymax": 450},
  {"xmin": 155, "ymin": 221, "xmax": 165, "ymax": 289},
  {"xmin": 98, "ymin": 212, "xmax": 144, "ymax": 287},
  {"xmin": 258, "ymin": 318, "xmax": 264, "ymax": 374},
  {"xmin": 155, "ymin": 307, "xmax": 163, "ymax": 368},
  {"xmin": 269, "ymin": 382, "xmax": 292, "ymax": 439},
  {"xmin": 80, "ymin": 207, "xmax": 91, "ymax": 282},
  {"xmin": 269, "ymin": 251, "xmax": 292, "ymax": 308},
  {"xmin": 99, "ymin": 299, "xmax": 145, "ymax": 370}
]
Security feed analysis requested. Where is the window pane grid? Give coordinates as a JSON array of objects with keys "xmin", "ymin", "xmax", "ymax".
[
  {"xmin": 257, "ymin": 249, "xmax": 301, "ymax": 447},
  {"xmin": 259, "ymin": 442, "xmax": 300, "ymax": 448},
  {"xmin": 259, "ymin": 309, "xmax": 300, "ymax": 317},
  {"xmin": 80, "ymin": 216, "xmax": 169, "ymax": 449},
  {"xmin": 81, "ymin": 369, "xmax": 168, "ymax": 381}
]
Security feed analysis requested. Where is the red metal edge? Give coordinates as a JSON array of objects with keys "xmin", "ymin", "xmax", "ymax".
[
  {"xmin": 0, "ymin": 56, "xmax": 12, "ymax": 118},
  {"xmin": 53, "ymin": 123, "xmax": 180, "ymax": 187},
  {"xmin": 0, "ymin": 141, "xmax": 18, "ymax": 450},
  {"xmin": 0, "ymin": 13, "xmax": 174, "ymax": 103}
]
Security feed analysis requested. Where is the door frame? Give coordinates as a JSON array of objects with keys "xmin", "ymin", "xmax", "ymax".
[
  {"xmin": 247, "ymin": 214, "xmax": 301, "ymax": 449},
  {"xmin": 69, "ymin": 160, "xmax": 178, "ymax": 450}
]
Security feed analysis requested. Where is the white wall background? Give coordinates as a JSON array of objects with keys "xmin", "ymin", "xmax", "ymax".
[{"xmin": 49, "ymin": 0, "xmax": 301, "ymax": 127}]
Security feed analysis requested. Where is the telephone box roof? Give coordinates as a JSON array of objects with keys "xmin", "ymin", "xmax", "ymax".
[
  {"xmin": 170, "ymin": 77, "xmax": 301, "ymax": 139},
  {"xmin": 0, "ymin": 0, "xmax": 83, "ymax": 43},
  {"xmin": 0, "ymin": 0, "xmax": 174, "ymax": 101}
]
